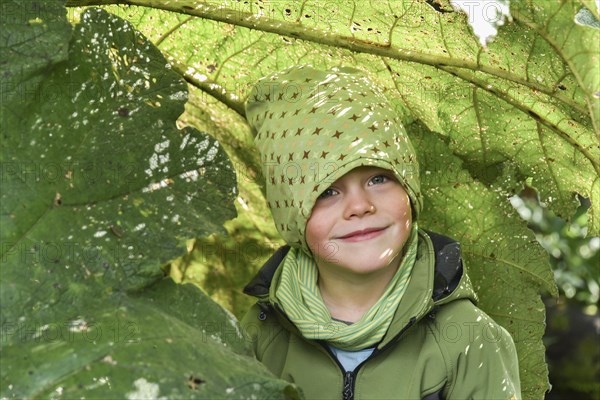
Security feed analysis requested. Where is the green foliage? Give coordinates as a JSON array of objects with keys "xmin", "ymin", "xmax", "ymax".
[
  {"xmin": 167, "ymin": 88, "xmax": 285, "ymax": 318},
  {"xmin": 411, "ymin": 123, "xmax": 556, "ymax": 397},
  {"xmin": 0, "ymin": 1, "xmax": 297, "ymax": 398},
  {"xmin": 512, "ymin": 192, "xmax": 600, "ymax": 304},
  {"xmin": 545, "ymin": 299, "xmax": 600, "ymax": 399},
  {"xmin": 3, "ymin": 0, "xmax": 599, "ymax": 398},
  {"xmin": 558, "ymin": 337, "xmax": 600, "ymax": 396}
]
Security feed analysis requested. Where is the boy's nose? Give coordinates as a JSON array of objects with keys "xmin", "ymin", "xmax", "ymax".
[{"xmin": 344, "ymin": 190, "xmax": 376, "ymax": 219}]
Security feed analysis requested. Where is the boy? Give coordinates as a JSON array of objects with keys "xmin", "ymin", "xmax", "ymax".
[{"xmin": 241, "ymin": 66, "xmax": 521, "ymax": 400}]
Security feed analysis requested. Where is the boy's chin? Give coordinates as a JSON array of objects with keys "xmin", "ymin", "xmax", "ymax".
[{"xmin": 323, "ymin": 255, "xmax": 400, "ymax": 276}]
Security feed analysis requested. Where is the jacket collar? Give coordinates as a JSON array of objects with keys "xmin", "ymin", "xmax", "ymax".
[{"xmin": 243, "ymin": 245, "xmax": 290, "ymax": 298}]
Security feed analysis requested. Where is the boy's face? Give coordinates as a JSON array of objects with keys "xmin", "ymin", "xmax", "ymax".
[{"xmin": 305, "ymin": 166, "xmax": 412, "ymax": 276}]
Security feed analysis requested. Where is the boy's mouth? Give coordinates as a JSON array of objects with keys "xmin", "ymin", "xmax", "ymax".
[{"xmin": 337, "ymin": 227, "xmax": 387, "ymax": 242}]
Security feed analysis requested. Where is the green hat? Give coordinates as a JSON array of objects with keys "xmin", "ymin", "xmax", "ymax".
[{"xmin": 245, "ymin": 65, "xmax": 421, "ymax": 250}]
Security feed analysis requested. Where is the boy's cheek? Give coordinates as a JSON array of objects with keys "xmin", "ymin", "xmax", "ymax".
[
  {"xmin": 305, "ymin": 236, "xmax": 340, "ymax": 264},
  {"xmin": 311, "ymin": 242, "xmax": 340, "ymax": 264}
]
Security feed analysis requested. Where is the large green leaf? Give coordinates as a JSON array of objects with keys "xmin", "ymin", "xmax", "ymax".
[
  {"xmin": 410, "ymin": 121, "xmax": 556, "ymax": 398},
  {"xmin": 2, "ymin": 280, "xmax": 293, "ymax": 398},
  {"xmin": 0, "ymin": 2, "xmax": 297, "ymax": 398},
  {"xmin": 169, "ymin": 87, "xmax": 285, "ymax": 317}
]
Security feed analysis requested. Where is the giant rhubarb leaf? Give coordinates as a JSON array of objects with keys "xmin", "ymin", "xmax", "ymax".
[{"xmin": 0, "ymin": 1, "xmax": 298, "ymax": 398}]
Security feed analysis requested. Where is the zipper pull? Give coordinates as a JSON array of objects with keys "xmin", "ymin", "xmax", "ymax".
[{"xmin": 343, "ymin": 371, "xmax": 355, "ymax": 400}]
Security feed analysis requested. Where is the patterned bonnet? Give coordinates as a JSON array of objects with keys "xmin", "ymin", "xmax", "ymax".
[{"xmin": 245, "ymin": 65, "xmax": 421, "ymax": 251}]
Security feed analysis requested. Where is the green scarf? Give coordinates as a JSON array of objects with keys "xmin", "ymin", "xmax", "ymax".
[{"xmin": 274, "ymin": 225, "xmax": 419, "ymax": 351}]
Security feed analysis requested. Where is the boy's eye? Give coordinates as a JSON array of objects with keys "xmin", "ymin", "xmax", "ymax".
[
  {"xmin": 369, "ymin": 175, "xmax": 390, "ymax": 185},
  {"xmin": 318, "ymin": 188, "xmax": 338, "ymax": 199}
]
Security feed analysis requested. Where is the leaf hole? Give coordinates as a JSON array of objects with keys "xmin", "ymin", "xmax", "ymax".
[
  {"xmin": 425, "ymin": 0, "xmax": 453, "ymax": 13},
  {"xmin": 187, "ymin": 375, "xmax": 205, "ymax": 390}
]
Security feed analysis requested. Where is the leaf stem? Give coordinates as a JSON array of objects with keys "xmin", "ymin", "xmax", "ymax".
[{"xmin": 166, "ymin": 55, "xmax": 246, "ymax": 117}]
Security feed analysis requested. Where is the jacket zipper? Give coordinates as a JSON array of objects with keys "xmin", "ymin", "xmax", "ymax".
[
  {"xmin": 342, "ymin": 371, "xmax": 355, "ymax": 400},
  {"xmin": 270, "ymin": 304, "xmax": 359, "ymax": 400},
  {"xmin": 320, "ymin": 316, "xmax": 418, "ymax": 400}
]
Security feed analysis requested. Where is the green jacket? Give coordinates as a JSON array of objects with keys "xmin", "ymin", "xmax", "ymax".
[{"xmin": 241, "ymin": 230, "xmax": 521, "ymax": 400}]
